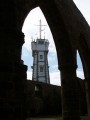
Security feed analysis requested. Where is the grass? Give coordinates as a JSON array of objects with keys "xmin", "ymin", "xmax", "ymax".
[
  {"xmin": 80, "ymin": 116, "xmax": 90, "ymax": 120},
  {"xmin": 56, "ymin": 116, "xmax": 90, "ymax": 120},
  {"xmin": 26, "ymin": 116, "xmax": 90, "ymax": 120}
]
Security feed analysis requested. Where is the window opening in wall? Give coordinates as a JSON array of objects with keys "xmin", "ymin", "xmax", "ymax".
[
  {"xmin": 35, "ymin": 84, "xmax": 42, "ymax": 98},
  {"xmin": 40, "ymin": 66, "xmax": 44, "ymax": 72},
  {"xmin": 38, "ymin": 41, "xmax": 44, "ymax": 44},
  {"xmin": 21, "ymin": 7, "xmax": 60, "ymax": 86},
  {"xmin": 40, "ymin": 55, "xmax": 43, "ymax": 59},
  {"xmin": 76, "ymin": 51, "xmax": 85, "ymax": 79}
]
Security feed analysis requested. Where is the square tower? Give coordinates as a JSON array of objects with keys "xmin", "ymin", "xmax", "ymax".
[{"xmin": 31, "ymin": 38, "xmax": 50, "ymax": 83}]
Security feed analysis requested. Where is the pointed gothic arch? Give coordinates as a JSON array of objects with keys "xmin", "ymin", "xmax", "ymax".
[
  {"xmin": 22, "ymin": 6, "xmax": 61, "ymax": 85},
  {"xmin": 21, "ymin": 2, "xmax": 80, "ymax": 119}
]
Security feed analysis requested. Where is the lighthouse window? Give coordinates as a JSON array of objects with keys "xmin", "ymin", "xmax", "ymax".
[
  {"xmin": 40, "ymin": 55, "xmax": 43, "ymax": 59},
  {"xmin": 38, "ymin": 41, "xmax": 44, "ymax": 44},
  {"xmin": 40, "ymin": 66, "xmax": 43, "ymax": 72}
]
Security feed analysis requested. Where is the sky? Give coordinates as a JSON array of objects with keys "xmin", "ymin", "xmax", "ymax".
[{"xmin": 21, "ymin": 0, "xmax": 90, "ymax": 86}]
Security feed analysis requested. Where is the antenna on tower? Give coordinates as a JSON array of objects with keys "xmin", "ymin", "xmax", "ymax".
[
  {"xmin": 31, "ymin": 36, "xmax": 33, "ymax": 41},
  {"xmin": 44, "ymin": 32, "xmax": 45, "ymax": 39},
  {"xmin": 35, "ymin": 19, "xmax": 47, "ymax": 39}
]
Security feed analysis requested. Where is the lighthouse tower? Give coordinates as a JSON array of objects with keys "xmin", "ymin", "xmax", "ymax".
[{"xmin": 31, "ymin": 20, "xmax": 50, "ymax": 84}]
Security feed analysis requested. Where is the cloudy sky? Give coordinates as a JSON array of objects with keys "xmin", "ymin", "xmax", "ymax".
[{"xmin": 21, "ymin": 0, "xmax": 90, "ymax": 86}]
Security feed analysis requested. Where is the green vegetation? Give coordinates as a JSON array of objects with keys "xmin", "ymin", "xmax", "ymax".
[
  {"xmin": 26, "ymin": 116, "xmax": 90, "ymax": 120},
  {"xmin": 55, "ymin": 116, "xmax": 90, "ymax": 120},
  {"xmin": 80, "ymin": 116, "xmax": 90, "ymax": 120}
]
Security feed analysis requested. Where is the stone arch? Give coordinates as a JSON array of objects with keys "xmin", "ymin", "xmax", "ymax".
[
  {"xmin": 21, "ymin": 1, "xmax": 79, "ymax": 120},
  {"xmin": 20, "ymin": 0, "xmax": 77, "ymax": 68},
  {"xmin": 19, "ymin": 0, "xmax": 81, "ymax": 120}
]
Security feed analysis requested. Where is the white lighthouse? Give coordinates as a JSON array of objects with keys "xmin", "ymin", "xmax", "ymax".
[{"xmin": 31, "ymin": 20, "xmax": 50, "ymax": 84}]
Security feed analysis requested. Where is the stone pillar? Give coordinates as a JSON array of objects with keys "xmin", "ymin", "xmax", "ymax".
[
  {"xmin": 78, "ymin": 35, "xmax": 90, "ymax": 116},
  {"xmin": 85, "ymin": 79, "xmax": 90, "ymax": 116},
  {"xmin": 58, "ymin": 49, "xmax": 80, "ymax": 120},
  {"xmin": 0, "ymin": 29, "xmax": 27, "ymax": 120},
  {"xmin": 0, "ymin": 1, "xmax": 27, "ymax": 120},
  {"xmin": 84, "ymin": 59, "xmax": 90, "ymax": 117}
]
